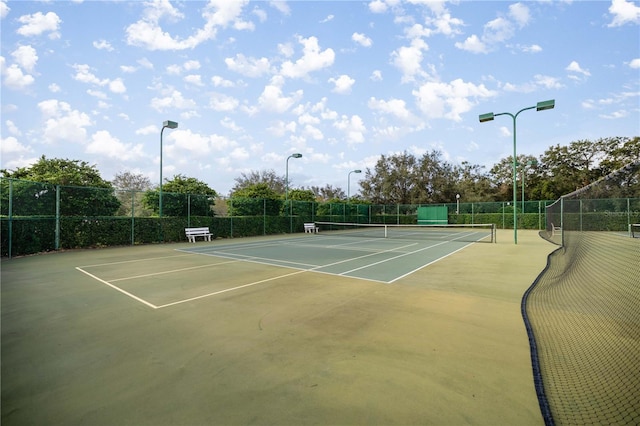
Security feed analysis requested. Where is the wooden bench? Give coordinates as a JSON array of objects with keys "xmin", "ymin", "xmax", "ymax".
[
  {"xmin": 304, "ymin": 223, "xmax": 319, "ymax": 233},
  {"xmin": 551, "ymin": 223, "xmax": 562, "ymax": 236},
  {"xmin": 185, "ymin": 227, "xmax": 212, "ymax": 243}
]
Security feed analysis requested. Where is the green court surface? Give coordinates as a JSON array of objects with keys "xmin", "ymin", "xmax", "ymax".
[{"xmin": 1, "ymin": 230, "xmax": 555, "ymax": 425}]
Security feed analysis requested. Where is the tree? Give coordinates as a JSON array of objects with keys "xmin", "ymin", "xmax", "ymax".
[
  {"xmin": 112, "ymin": 171, "xmax": 153, "ymax": 217},
  {"xmin": 112, "ymin": 171, "xmax": 152, "ymax": 190},
  {"xmin": 0, "ymin": 156, "xmax": 120, "ymax": 216},
  {"xmin": 142, "ymin": 174, "xmax": 217, "ymax": 216},
  {"xmin": 229, "ymin": 183, "xmax": 282, "ymax": 216},
  {"xmin": 231, "ymin": 169, "xmax": 286, "ymax": 195},
  {"xmin": 310, "ymin": 184, "xmax": 346, "ymax": 201},
  {"xmin": 360, "ymin": 150, "xmax": 457, "ymax": 204}
]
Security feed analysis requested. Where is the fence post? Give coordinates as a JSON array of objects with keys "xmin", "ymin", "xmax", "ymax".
[
  {"xmin": 55, "ymin": 185, "xmax": 60, "ymax": 250},
  {"xmin": 8, "ymin": 179, "xmax": 13, "ymax": 259},
  {"xmin": 131, "ymin": 190, "xmax": 135, "ymax": 246}
]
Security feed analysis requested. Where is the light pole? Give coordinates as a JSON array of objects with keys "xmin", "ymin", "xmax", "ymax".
[
  {"xmin": 348, "ymin": 169, "xmax": 361, "ymax": 201},
  {"xmin": 159, "ymin": 120, "xmax": 178, "ymax": 218},
  {"xmin": 285, "ymin": 153, "xmax": 303, "ymax": 200},
  {"xmin": 286, "ymin": 153, "xmax": 302, "ymax": 233},
  {"xmin": 479, "ymin": 99, "xmax": 554, "ymax": 244},
  {"xmin": 456, "ymin": 193, "xmax": 460, "ymax": 214}
]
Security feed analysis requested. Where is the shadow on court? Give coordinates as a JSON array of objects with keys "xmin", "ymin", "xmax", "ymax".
[{"xmin": 1, "ymin": 230, "xmax": 554, "ymax": 425}]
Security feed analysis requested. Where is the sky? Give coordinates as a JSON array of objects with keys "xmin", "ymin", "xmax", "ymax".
[{"xmin": 1, "ymin": 0, "xmax": 639, "ymax": 196}]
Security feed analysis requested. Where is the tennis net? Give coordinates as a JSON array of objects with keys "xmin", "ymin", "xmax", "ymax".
[{"xmin": 314, "ymin": 222, "xmax": 496, "ymax": 243}]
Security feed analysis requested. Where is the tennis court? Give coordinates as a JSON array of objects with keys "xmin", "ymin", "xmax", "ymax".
[
  {"xmin": 75, "ymin": 226, "xmax": 493, "ymax": 310},
  {"xmin": 2, "ymin": 229, "xmax": 553, "ymax": 426}
]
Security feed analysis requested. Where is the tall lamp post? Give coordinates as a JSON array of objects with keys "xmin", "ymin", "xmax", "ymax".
[
  {"xmin": 479, "ymin": 99, "xmax": 554, "ymax": 244},
  {"xmin": 456, "ymin": 193, "xmax": 460, "ymax": 214},
  {"xmin": 159, "ymin": 120, "xmax": 178, "ymax": 218},
  {"xmin": 348, "ymin": 169, "xmax": 361, "ymax": 201},
  {"xmin": 286, "ymin": 153, "xmax": 302, "ymax": 233}
]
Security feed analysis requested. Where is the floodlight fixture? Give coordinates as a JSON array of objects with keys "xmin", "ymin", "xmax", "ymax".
[
  {"xmin": 536, "ymin": 99, "xmax": 555, "ymax": 111},
  {"xmin": 478, "ymin": 112, "xmax": 495, "ymax": 123}
]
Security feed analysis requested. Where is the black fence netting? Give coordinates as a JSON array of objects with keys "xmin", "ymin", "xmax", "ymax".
[{"xmin": 524, "ymin": 161, "xmax": 640, "ymax": 425}]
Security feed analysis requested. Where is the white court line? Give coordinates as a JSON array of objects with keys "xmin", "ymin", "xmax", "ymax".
[
  {"xmin": 109, "ymin": 259, "xmax": 243, "ymax": 282},
  {"xmin": 78, "ymin": 253, "xmax": 195, "ymax": 269},
  {"xmin": 338, "ymin": 240, "xmax": 449, "ymax": 276},
  {"xmin": 177, "ymin": 249, "xmax": 321, "ymax": 269},
  {"xmin": 75, "ymin": 267, "xmax": 158, "ymax": 309},
  {"xmin": 389, "ymin": 242, "xmax": 474, "ymax": 283},
  {"xmin": 154, "ymin": 269, "xmax": 308, "ymax": 309}
]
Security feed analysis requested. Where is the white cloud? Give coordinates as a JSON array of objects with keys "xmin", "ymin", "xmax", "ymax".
[
  {"xmin": 225, "ymin": 53, "xmax": 271, "ymax": 77},
  {"xmin": 269, "ymin": 1, "xmax": 291, "ymax": 15},
  {"xmin": 278, "ymin": 42, "xmax": 294, "ymax": 58},
  {"xmin": 93, "ymin": 40, "xmax": 114, "ymax": 51},
  {"xmin": 184, "ymin": 74, "xmax": 204, "ymax": 86},
  {"xmin": 608, "ymin": 0, "xmax": 640, "ymax": 27},
  {"xmin": 72, "ymin": 64, "xmax": 109, "ymax": 85},
  {"xmin": 333, "ymin": 115, "xmax": 366, "ymax": 145},
  {"xmin": 483, "ymin": 17, "xmax": 514, "ymax": 44},
  {"xmin": 328, "ymin": 74, "xmax": 355, "ymax": 94},
  {"xmin": 109, "ymin": 78, "xmax": 127, "ymax": 94},
  {"xmin": 86, "ymin": 130, "xmax": 145, "ymax": 161},
  {"xmin": 211, "ymin": 75, "xmax": 235, "ymax": 87},
  {"xmin": 566, "ymin": 61, "xmax": 591, "ymax": 79},
  {"xmin": 519, "ymin": 44, "xmax": 542, "ymax": 53},
  {"xmin": 391, "ymin": 38, "xmax": 429, "ymax": 82},
  {"xmin": 1, "ymin": 62, "xmax": 35, "ymax": 90},
  {"xmin": 424, "ymin": 12, "xmax": 464, "ymax": 36},
  {"xmin": 455, "ymin": 34, "xmax": 487, "ymax": 54},
  {"xmin": 150, "ymin": 89, "xmax": 196, "ymax": 112},
  {"xmin": 252, "ymin": 8, "xmax": 267, "ymax": 22},
  {"xmin": 5, "ymin": 119, "xmax": 21, "ymax": 136},
  {"xmin": 209, "ymin": 93, "xmax": 239, "ymax": 111},
  {"xmin": 368, "ymin": 0, "xmax": 388, "ymax": 14},
  {"xmin": 455, "ymin": 5, "xmax": 531, "ymax": 54},
  {"xmin": 0, "ymin": 136, "xmax": 30, "ymax": 154},
  {"xmin": 258, "ymin": 81, "xmax": 303, "ymax": 113},
  {"xmin": 370, "ymin": 70, "xmax": 383, "ymax": 81},
  {"xmin": 368, "ymin": 97, "xmax": 420, "ymax": 125},
  {"xmin": 628, "ymin": 58, "xmax": 640, "ymax": 69},
  {"xmin": 11, "ymin": 45, "xmax": 38, "ymax": 73},
  {"xmin": 125, "ymin": 0, "xmax": 252, "ymax": 50},
  {"xmin": 16, "ymin": 11, "xmax": 61, "ymax": 39},
  {"xmin": 184, "ymin": 60, "xmax": 201, "ymax": 71},
  {"xmin": 413, "ymin": 79, "xmax": 496, "ymax": 121},
  {"xmin": 280, "ymin": 36, "xmax": 335, "ymax": 79},
  {"xmin": 87, "ymin": 89, "xmax": 108, "ymax": 99},
  {"xmin": 508, "ymin": 3, "xmax": 530, "ymax": 28},
  {"xmin": 352, "ymin": 32, "xmax": 373, "ymax": 47},
  {"xmin": 37, "ymin": 99, "xmax": 93, "ymax": 144},
  {"xmin": 1, "ymin": 1, "xmax": 9, "ymax": 19}
]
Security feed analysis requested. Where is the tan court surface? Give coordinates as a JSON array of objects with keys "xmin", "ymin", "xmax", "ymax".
[{"xmin": 1, "ymin": 229, "xmax": 555, "ymax": 425}]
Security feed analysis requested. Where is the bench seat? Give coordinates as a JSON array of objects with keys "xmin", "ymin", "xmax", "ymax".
[
  {"xmin": 185, "ymin": 227, "xmax": 212, "ymax": 243},
  {"xmin": 304, "ymin": 223, "xmax": 319, "ymax": 234}
]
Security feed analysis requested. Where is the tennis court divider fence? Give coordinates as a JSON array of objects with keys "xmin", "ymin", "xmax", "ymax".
[
  {"xmin": 522, "ymin": 160, "xmax": 640, "ymax": 425},
  {"xmin": 1, "ymin": 176, "xmax": 638, "ymax": 257}
]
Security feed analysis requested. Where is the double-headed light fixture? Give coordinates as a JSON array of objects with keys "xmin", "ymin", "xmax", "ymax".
[{"xmin": 479, "ymin": 99, "xmax": 554, "ymax": 244}]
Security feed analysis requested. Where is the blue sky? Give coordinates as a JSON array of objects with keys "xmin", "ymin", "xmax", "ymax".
[{"xmin": 1, "ymin": 0, "xmax": 639, "ymax": 196}]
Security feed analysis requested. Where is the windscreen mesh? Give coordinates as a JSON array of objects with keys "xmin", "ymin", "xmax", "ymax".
[{"xmin": 523, "ymin": 161, "xmax": 640, "ymax": 425}]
